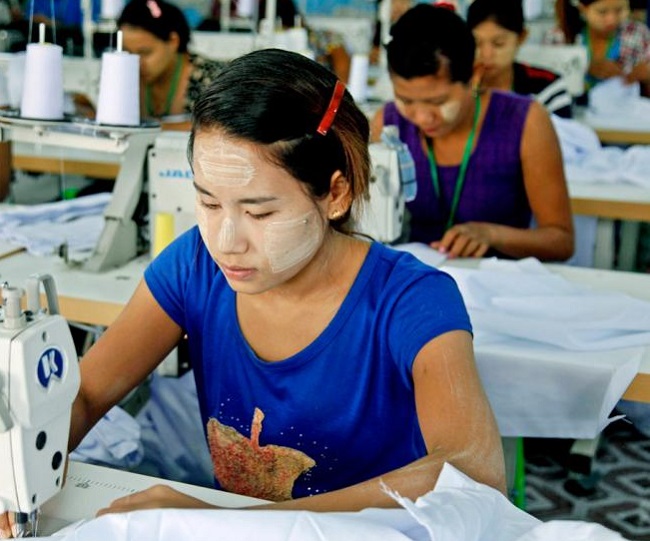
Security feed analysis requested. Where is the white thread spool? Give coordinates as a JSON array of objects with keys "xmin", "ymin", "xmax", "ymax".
[
  {"xmin": 101, "ymin": 0, "xmax": 125, "ymax": 20},
  {"xmin": 95, "ymin": 30, "xmax": 140, "ymax": 126},
  {"xmin": 20, "ymin": 25, "xmax": 64, "ymax": 119}
]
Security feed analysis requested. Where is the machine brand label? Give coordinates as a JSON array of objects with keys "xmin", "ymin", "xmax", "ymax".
[
  {"xmin": 37, "ymin": 348, "xmax": 65, "ymax": 388},
  {"xmin": 159, "ymin": 169, "xmax": 193, "ymax": 179}
]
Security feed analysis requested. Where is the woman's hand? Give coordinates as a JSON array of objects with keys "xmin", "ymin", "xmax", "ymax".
[
  {"xmin": 430, "ymin": 222, "xmax": 493, "ymax": 258},
  {"xmin": 624, "ymin": 62, "xmax": 650, "ymax": 85},
  {"xmin": 97, "ymin": 485, "xmax": 216, "ymax": 516},
  {"xmin": 0, "ymin": 511, "xmax": 14, "ymax": 538}
]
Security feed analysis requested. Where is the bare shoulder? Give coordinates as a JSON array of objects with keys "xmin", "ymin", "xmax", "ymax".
[
  {"xmin": 524, "ymin": 99, "xmax": 553, "ymax": 129},
  {"xmin": 521, "ymin": 100, "xmax": 560, "ymax": 149}
]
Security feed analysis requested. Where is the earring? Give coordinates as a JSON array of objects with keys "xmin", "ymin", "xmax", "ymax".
[{"xmin": 329, "ymin": 209, "xmax": 342, "ymax": 220}]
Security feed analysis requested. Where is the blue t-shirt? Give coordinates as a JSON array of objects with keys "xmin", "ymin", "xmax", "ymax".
[{"xmin": 145, "ymin": 228, "xmax": 471, "ymax": 501}]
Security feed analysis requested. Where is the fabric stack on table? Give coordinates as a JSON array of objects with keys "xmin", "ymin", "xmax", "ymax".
[
  {"xmin": 396, "ymin": 244, "xmax": 650, "ymax": 439},
  {"xmin": 0, "ymin": 193, "xmax": 110, "ymax": 257}
]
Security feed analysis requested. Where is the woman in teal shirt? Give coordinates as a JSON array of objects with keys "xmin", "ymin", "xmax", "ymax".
[{"xmin": 547, "ymin": 0, "xmax": 650, "ymax": 94}]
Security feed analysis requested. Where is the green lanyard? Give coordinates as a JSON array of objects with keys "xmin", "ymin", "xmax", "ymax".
[
  {"xmin": 583, "ymin": 28, "xmax": 616, "ymax": 62},
  {"xmin": 145, "ymin": 54, "xmax": 184, "ymax": 118},
  {"xmin": 425, "ymin": 93, "xmax": 481, "ymax": 232}
]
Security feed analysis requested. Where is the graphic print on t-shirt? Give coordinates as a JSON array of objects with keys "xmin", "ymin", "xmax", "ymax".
[{"xmin": 207, "ymin": 407, "xmax": 316, "ymax": 501}]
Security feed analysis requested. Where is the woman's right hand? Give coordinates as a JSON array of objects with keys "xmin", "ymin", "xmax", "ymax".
[{"xmin": 0, "ymin": 511, "xmax": 11, "ymax": 538}]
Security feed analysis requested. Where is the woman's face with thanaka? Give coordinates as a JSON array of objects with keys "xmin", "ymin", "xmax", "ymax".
[
  {"xmin": 391, "ymin": 69, "xmax": 472, "ymax": 139},
  {"xmin": 192, "ymin": 130, "xmax": 328, "ymax": 294}
]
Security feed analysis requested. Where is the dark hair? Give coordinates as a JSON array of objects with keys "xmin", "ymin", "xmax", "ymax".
[
  {"xmin": 467, "ymin": 0, "xmax": 525, "ymax": 34},
  {"xmin": 118, "ymin": 0, "xmax": 190, "ymax": 52},
  {"xmin": 189, "ymin": 49, "xmax": 370, "ymax": 231},
  {"xmin": 556, "ymin": 0, "xmax": 597, "ymax": 44},
  {"xmin": 386, "ymin": 4, "xmax": 475, "ymax": 83},
  {"xmin": 259, "ymin": 0, "xmax": 299, "ymax": 28}
]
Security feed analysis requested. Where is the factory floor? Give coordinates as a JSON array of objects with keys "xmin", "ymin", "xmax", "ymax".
[{"xmin": 524, "ymin": 415, "xmax": 650, "ymax": 540}]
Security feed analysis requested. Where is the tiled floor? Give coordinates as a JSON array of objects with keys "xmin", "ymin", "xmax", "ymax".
[{"xmin": 524, "ymin": 420, "xmax": 650, "ymax": 540}]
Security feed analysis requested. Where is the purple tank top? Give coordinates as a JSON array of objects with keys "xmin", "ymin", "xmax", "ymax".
[{"xmin": 384, "ymin": 91, "xmax": 533, "ymax": 253}]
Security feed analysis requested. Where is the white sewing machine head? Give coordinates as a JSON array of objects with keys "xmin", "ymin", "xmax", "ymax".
[
  {"xmin": 0, "ymin": 275, "xmax": 79, "ymax": 532},
  {"xmin": 352, "ymin": 142, "xmax": 405, "ymax": 243},
  {"xmin": 148, "ymin": 133, "xmax": 406, "ymax": 251}
]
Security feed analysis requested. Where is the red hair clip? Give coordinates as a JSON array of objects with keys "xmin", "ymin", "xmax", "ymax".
[
  {"xmin": 147, "ymin": 0, "xmax": 162, "ymax": 18},
  {"xmin": 316, "ymin": 80, "xmax": 346, "ymax": 136},
  {"xmin": 432, "ymin": 1, "xmax": 457, "ymax": 11}
]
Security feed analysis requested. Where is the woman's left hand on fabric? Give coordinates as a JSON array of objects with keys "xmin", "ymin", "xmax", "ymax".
[
  {"xmin": 430, "ymin": 222, "xmax": 492, "ymax": 258},
  {"xmin": 97, "ymin": 485, "xmax": 217, "ymax": 516},
  {"xmin": 624, "ymin": 62, "xmax": 650, "ymax": 85}
]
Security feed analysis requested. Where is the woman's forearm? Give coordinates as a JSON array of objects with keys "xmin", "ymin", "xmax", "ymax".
[{"xmin": 487, "ymin": 223, "xmax": 574, "ymax": 262}]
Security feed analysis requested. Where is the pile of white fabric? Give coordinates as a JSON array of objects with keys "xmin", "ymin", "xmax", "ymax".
[
  {"xmin": 443, "ymin": 257, "xmax": 650, "ymax": 350},
  {"xmin": 551, "ymin": 80, "xmax": 650, "ymax": 188},
  {"xmin": 395, "ymin": 246, "xmax": 648, "ymax": 437},
  {"xmin": 0, "ymin": 193, "xmax": 110, "ymax": 256},
  {"xmin": 35, "ymin": 463, "xmax": 627, "ymax": 541},
  {"xmin": 585, "ymin": 77, "xmax": 650, "ymax": 132}
]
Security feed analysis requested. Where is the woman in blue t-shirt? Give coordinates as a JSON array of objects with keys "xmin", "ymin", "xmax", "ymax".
[{"xmin": 64, "ymin": 49, "xmax": 504, "ymax": 516}]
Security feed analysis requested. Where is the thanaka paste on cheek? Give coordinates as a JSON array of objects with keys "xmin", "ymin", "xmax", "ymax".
[
  {"xmin": 193, "ymin": 134, "xmax": 255, "ymax": 187},
  {"xmin": 439, "ymin": 100, "xmax": 461, "ymax": 123},
  {"xmin": 264, "ymin": 210, "xmax": 323, "ymax": 273}
]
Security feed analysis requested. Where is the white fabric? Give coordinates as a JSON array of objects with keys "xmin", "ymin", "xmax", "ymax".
[
  {"xmin": 392, "ymin": 242, "xmax": 448, "ymax": 267},
  {"xmin": 0, "ymin": 193, "xmax": 111, "ymax": 228},
  {"xmin": 515, "ymin": 521, "xmax": 628, "ymax": 540},
  {"xmin": 33, "ymin": 463, "xmax": 627, "ymax": 541},
  {"xmin": 585, "ymin": 77, "xmax": 650, "ymax": 131},
  {"xmin": 551, "ymin": 114, "xmax": 650, "ymax": 188},
  {"xmin": 2, "ymin": 214, "xmax": 106, "ymax": 256},
  {"xmin": 395, "ymin": 246, "xmax": 646, "ymax": 438},
  {"xmin": 0, "ymin": 193, "xmax": 110, "ymax": 256},
  {"xmin": 475, "ymin": 340, "xmax": 639, "ymax": 437},
  {"xmin": 69, "ymin": 406, "xmax": 144, "ymax": 469},
  {"xmin": 565, "ymin": 214, "xmax": 597, "ymax": 268},
  {"xmin": 444, "ymin": 257, "xmax": 650, "ymax": 350}
]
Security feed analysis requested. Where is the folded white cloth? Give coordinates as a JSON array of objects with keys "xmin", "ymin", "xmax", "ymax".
[
  {"xmin": 0, "ymin": 193, "xmax": 111, "ymax": 228},
  {"xmin": 551, "ymin": 114, "xmax": 602, "ymax": 163},
  {"xmin": 70, "ymin": 406, "xmax": 144, "ymax": 469},
  {"xmin": 586, "ymin": 77, "xmax": 650, "ymax": 129},
  {"xmin": 0, "ymin": 193, "xmax": 111, "ymax": 257},
  {"xmin": 444, "ymin": 257, "xmax": 650, "ymax": 351},
  {"xmin": 393, "ymin": 247, "xmax": 644, "ymax": 437},
  {"xmin": 551, "ymin": 114, "xmax": 650, "ymax": 188},
  {"xmin": 3, "ymin": 214, "xmax": 105, "ymax": 256}
]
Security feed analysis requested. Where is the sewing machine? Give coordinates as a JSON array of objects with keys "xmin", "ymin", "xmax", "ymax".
[
  {"xmin": 354, "ymin": 141, "xmax": 405, "ymax": 243},
  {"xmin": 0, "ymin": 113, "xmax": 160, "ymax": 271},
  {"xmin": 0, "ymin": 274, "xmax": 80, "ymax": 536},
  {"xmin": 516, "ymin": 44, "xmax": 588, "ymax": 97},
  {"xmin": 148, "ymin": 132, "xmax": 405, "ymax": 252}
]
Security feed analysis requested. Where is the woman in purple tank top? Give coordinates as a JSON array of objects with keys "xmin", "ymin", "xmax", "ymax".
[{"xmin": 370, "ymin": 4, "xmax": 574, "ymax": 261}]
